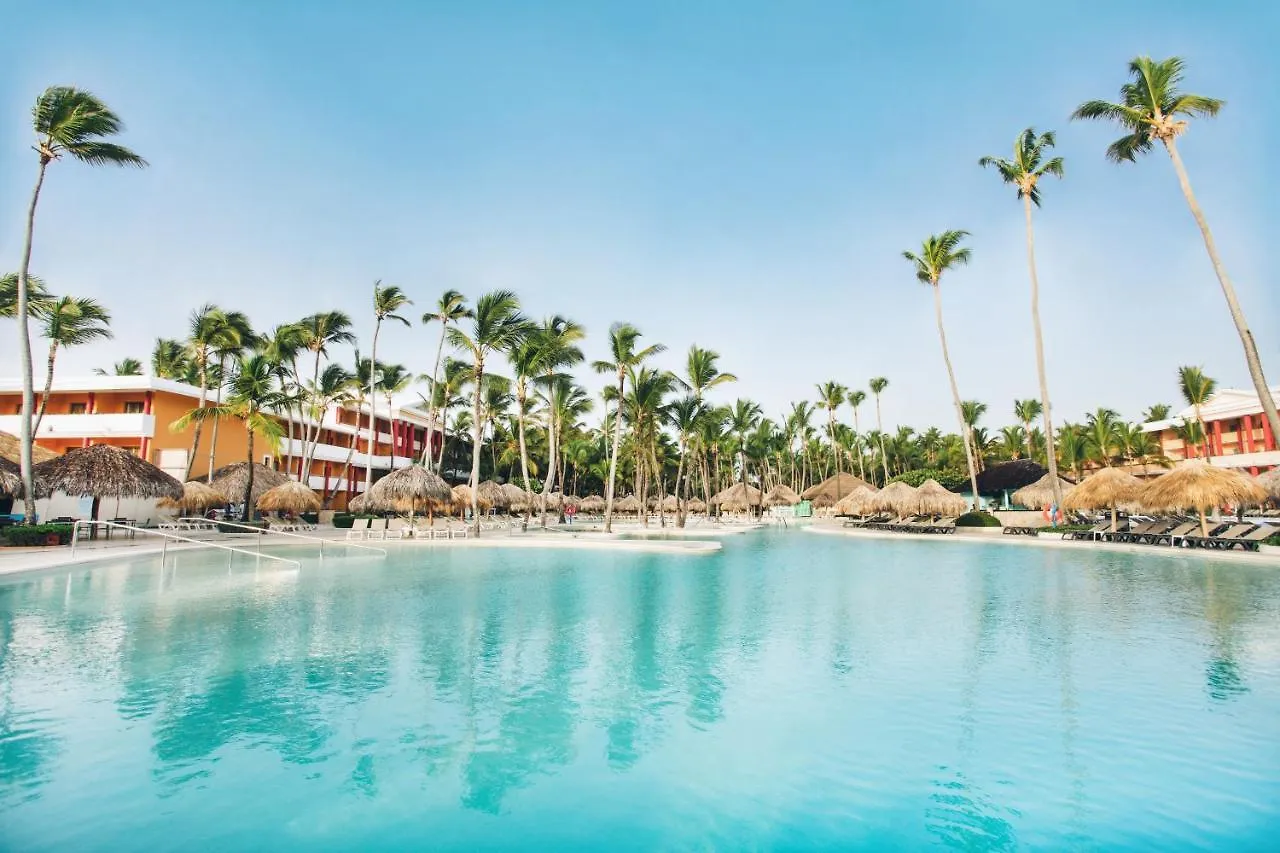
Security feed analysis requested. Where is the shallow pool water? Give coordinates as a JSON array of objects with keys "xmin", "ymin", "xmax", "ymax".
[{"xmin": 2, "ymin": 530, "xmax": 1279, "ymax": 850}]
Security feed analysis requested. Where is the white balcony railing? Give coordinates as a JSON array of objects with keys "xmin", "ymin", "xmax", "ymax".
[{"xmin": 0, "ymin": 413, "xmax": 155, "ymax": 440}]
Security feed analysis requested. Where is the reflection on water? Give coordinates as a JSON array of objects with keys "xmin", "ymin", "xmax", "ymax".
[{"xmin": 2, "ymin": 534, "xmax": 1280, "ymax": 849}]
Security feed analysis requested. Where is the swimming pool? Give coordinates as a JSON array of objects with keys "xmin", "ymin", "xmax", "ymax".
[{"xmin": 2, "ymin": 530, "xmax": 1278, "ymax": 849}]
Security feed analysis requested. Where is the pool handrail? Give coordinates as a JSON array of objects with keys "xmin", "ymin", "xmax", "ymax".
[
  {"xmin": 179, "ymin": 517, "xmax": 388, "ymax": 558},
  {"xmin": 69, "ymin": 519, "xmax": 303, "ymax": 569}
]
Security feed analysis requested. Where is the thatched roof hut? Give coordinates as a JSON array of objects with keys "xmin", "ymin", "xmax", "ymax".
[
  {"xmin": 31, "ymin": 444, "xmax": 183, "ymax": 518},
  {"xmin": 915, "ymin": 479, "xmax": 968, "ymax": 516},
  {"xmin": 476, "ymin": 480, "xmax": 508, "ymax": 508},
  {"xmin": 872, "ymin": 481, "xmax": 919, "ymax": 515},
  {"xmin": 661, "ymin": 494, "xmax": 680, "ymax": 512},
  {"xmin": 710, "ymin": 482, "xmax": 763, "ymax": 512},
  {"xmin": 359, "ymin": 465, "xmax": 453, "ymax": 518},
  {"xmin": 0, "ymin": 430, "xmax": 56, "ymax": 465},
  {"xmin": 0, "ymin": 457, "xmax": 23, "ymax": 497},
  {"xmin": 764, "ymin": 484, "xmax": 802, "ymax": 507},
  {"xmin": 579, "ymin": 494, "xmax": 606, "ymax": 512},
  {"xmin": 1011, "ymin": 473, "xmax": 1076, "ymax": 510},
  {"xmin": 801, "ymin": 473, "xmax": 870, "ymax": 508},
  {"xmin": 974, "ymin": 459, "xmax": 1046, "ymax": 495},
  {"xmin": 687, "ymin": 497, "xmax": 707, "ymax": 513},
  {"xmin": 1256, "ymin": 468, "xmax": 1280, "ymax": 501},
  {"xmin": 1062, "ymin": 467, "xmax": 1143, "ymax": 531},
  {"xmin": 833, "ymin": 485, "xmax": 878, "ymax": 516},
  {"xmin": 209, "ymin": 462, "xmax": 289, "ymax": 506},
  {"xmin": 257, "ymin": 481, "xmax": 322, "ymax": 514},
  {"xmin": 1138, "ymin": 462, "xmax": 1268, "ymax": 536},
  {"xmin": 348, "ymin": 493, "xmax": 372, "ymax": 515},
  {"xmin": 500, "ymin": 482, "xmax": 528, "ymax": 505},
  {"xmin": 451, "ymin": 483, "xmax": 474, "ymax": 507},
  {"xmin": 615, "ymin": 494, "xmax": 642, "ymax": 513},
  {"xmin": 158, "ymin": 480, "xmax": 226, "ymax": 512}
]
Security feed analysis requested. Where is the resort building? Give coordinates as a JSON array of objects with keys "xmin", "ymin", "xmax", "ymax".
[
  {"xmin": 1142, "ymin": 387, "xmax": 1279, "ymax": 474},
  {"xmin": 0, "ymin": 376, "xmax": 441, "ymax": 509}
]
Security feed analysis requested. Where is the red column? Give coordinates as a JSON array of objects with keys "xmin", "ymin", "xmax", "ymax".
[
  {"xmin": 1242, "ymin": 415, "xmax": 1255, "ymax": 453},
  {"xmin": 1211, "ymin": 420, "xmax": 1224, "ymax": 457},
  {"xmin": 323, "ymin": 461, "xmax": 331, "ymax": 499},
  {"xmin": 1263, "ymin": 414, "xmax": 1276, "ymax": 451}
]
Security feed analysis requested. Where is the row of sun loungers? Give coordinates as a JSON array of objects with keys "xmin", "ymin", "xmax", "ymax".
[
  {"xmin": 843, "ymin": 514, "xmax": 957, "ymax": 534},
  {"xmin": 1065, "ymin": 518, "xmax": 1275, "ymax": 551}
]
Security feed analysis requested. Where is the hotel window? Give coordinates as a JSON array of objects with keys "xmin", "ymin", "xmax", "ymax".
[
  {"xmin": 69, "ymin": 402, "xmax": 87, "ymax": 414},
  {"xmin": 123, "ymin": 401, "xmax": 145, "ymax": 414}
]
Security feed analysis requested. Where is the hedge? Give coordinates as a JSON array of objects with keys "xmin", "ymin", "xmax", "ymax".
[
  {"xmin": 955, "ymin": 511, "xmax": 1001, "ymax": 528},
  {"xmin": 888, "ymin": 468, "xmax": 969, "ymax": 492},
  {"xmin": 2, "ymin": 523, "xmax": 74, "ymax": 547}
]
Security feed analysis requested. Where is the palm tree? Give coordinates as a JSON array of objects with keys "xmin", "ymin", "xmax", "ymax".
[
  {"xmin": 151, "ymin": 338, "xmax": 191, "ymax": 381},
  {"xmin": 960, "ymin": 400, "xmax": 989, "ymax": 472},
  {"xmin": 448, "ymin": 290, "xmax": 528, "ymax": 534},
  {"xmin": 815, "ymin": 382, "xmax": 846, "ymax": 479},
  {"xmin": 0, "ymin": 273, "xmax": 51, "ymax": 318},
  {"xmin": 683, "ymin": 345, "xmax": 736, "ymax": 509},
  {"xmin": 301, "ymin": 363, "xmax": 356, "ymax": 478},
  {"xmin": 379, "ymin": 363, "xmax": 412, "ymax": 469},
  {"xmin": 1083, "ymin": 408, "xmax": 1122, "ymax": 467},
  {"xmin": 592, "ymin": 323, "xmax": 664, "ymax": 533},
  {"xmin": 868, "ymin": 378, "xmax": 891, "ymax": 484},
  {"xmin": 1177, "ymin": 365, "xmax": 1217, "ymax": 458},
  {"xmin": 13, "ymin": 86, "xmax": 145, "ymax": 523},
  {"xmin": 33, "ymin": 296, "xmax": 112, "ymax": 434},
  {"xmin": 730, "ymin": 398, "xmax": 763, "ymax": 512},
  {"xmin": 981, "ymin": 128, "xmax": 1066, "ymax": 509},
  {"xmin": 532, "ymin": 317, "xmax": 586, "ymax": 527},
  {"xmin": 94, "ymin": 357, "xmax": 142, "ymax": 376},
  {"xmin": 1073, "ymin": 56, "xmax": 1279, "ymax": 440},
  {"xmin": 296, "ymin": 311, "xmax": 356, "ymax": 479},
  {"xmin": 181, "ymin": 305, "xmax": 237, "ymax": 480},
  {"xmin": 421, "ymin": 290, "xmax": 472, "ymax": 471},
  {"xmin": 258, "ymin": 323, "xmax": 307, "ymax": 477},
  {"xmin": 668, "ymin": 395, "xmax": 704, "ymax": 526},
  {"xmin": 173, "ymin": 355, "xmax": 284, "ymax": 521},
  {"xmin": 903, "ymin": 231, "xmax": 981, "ymax": 508},
  {"xmin": 1013, "ymin": 398, "xmax": 1043, "ymax": 460},
  {"xmin": 364, "ymin": 283, "xmax": 413, "ymax": 495},
  {"xmin": 846, "ymin": 389, "xmax": 868, "ymax": 482},
  {"xmin": 1143, "ymin": 403, "xmax": 1172, "ymax": 422},
  {"xmin": 203, "ymin": 310, "xmax": 255, "ymax": 484}
]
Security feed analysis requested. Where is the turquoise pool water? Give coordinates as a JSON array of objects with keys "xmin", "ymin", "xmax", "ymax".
[{"xmin": 2, "ymin": 531, "xmax": 1279, "ymax": 850}]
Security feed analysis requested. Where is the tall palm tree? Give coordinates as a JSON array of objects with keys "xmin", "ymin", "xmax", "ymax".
[
  {"xmin": 13, "ymin": 86, "xmax": 145, "ymax": 522},
  {"xmin": 94, "ymin": 357, "xmax": 142, "ymax": 376},
  {"xmin": 668, "ymin": 395, "xmax": 704, "ymax": 527},
  {"xmin": 301, "ymin": 363, "xmax": 356, "ymax": 479},
  {"xmin": 296, "ymin": 311, "xmax": 356, "ymax": 478},
  {"xmin": 1143, "ymin": 403, "xmax": 1172, "ymax": 422},
  {"xmin": 258, "ymin": 323, "xmax": 307, "ymax": 477},
  {"xmin": 960, "ymin": 400, "xmax": 989, "ymax": 472},
  {"xmin": 1013, "ymin": 399, "xmax": 1043, "ymax": 460},
  {"xmin": 1177, "ymin": 365, "xmax": 1217, "ymax": 458},
  {"xmin": 815, "ymin": 382, "xmax": 846, "ymax": 479},
  {"xmin": 981, "ymin": 128, "xmax": 1066, "ymax": 509},
  {"xmin": 868, "ymin": 377, "xmax": 891, "ymax": 484},
  {"xmin": 1073, "ymin": 56, "xmax": 1279, "ymax": 440},
  {"xmin": 204, "ymin": 310, "xmax": 255, "ymax": 484},
  {"xmin": 0, "ymin": 273, "xmax": 51, "ymax": 318},
  {"xmin": 151, "ymin": 338, "xmax": 191, "ymax": 381},
  {"xmin": 421, "ymin": 290, "xmax": 472, "ymax": 471},
  {"xmin": 683, "ymin": 345, "xmax": 736, "ymax": 509},
  {"xmin": 846, "ymin": 389, "xmax": 867, "ymax": 482},
  {"xmin": 32, "ymin": 296, "xmax": 113, "ymax": 434},
  {"xmin": 448, "ymin": 290, "xmax": 528, "ymax": 535},
  {"xmin": 592, "ymin": 323, "xmax": 664, "ymax": 533},
  {"xmin": 379, "ymin": 363, "xmax": 412, "ymax": 469},
  {"xmin": 729, "ymin": 398, "xmax": 763, "ymax": 512},
  {"xmin": 174, "ymin": 355, "xmax": 284, "ymax": 521},
  {"xmin": 1083, "ymin": 408, "xmax": 1122, "ymax": 467},
  {"xmin": 532, "ymin": 317, "xmax": 586, "ymax": 528},
  {"xmin": 903, "ymin": 231, "xmax": 981, "ymax": 508},
  {"xmin": 364, "ymin": 283, "xmax": 413, "ymax": 494}
]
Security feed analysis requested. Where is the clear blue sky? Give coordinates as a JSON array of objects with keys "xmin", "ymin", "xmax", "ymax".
[{"xmin": 3, "ymin": 0, "xmax": 1276, "ymax": 433}]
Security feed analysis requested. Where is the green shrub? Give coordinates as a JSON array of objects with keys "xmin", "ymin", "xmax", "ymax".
[
  {"xmin": 332, "ymin": 513, "xmax": 355, "ymax": 529},
  {"xmin": 1266, "ymin": 533, "xmax": 1280, "ymax": 548},
  {"xmin": 1045, "ymin": 524, "xmax": 1093, "ymax": 533},
  {"xmin": 2, "ymin": 523, "xmax": 74, "ymax": 547},
  {"xmin": 888, "ymin": 468, "xmax": 969, "ymax": 492},
  {"xmin": 955, "ymin": 511, "xmax": 1001, "ymax": 528}
]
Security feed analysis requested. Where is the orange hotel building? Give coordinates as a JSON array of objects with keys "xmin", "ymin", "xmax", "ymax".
[
  {"xmin": 0, "ymin": 375, "xmax": 441, "ymax": 509},
  {"xmin": 1141, "ymin": 387, "xmax": 1279, "ymax": 474}
]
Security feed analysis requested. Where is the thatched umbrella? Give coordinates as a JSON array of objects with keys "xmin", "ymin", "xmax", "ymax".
[
  {"xmin": 801, "ymin": 473, "xmax": 870, "ymax": 508},
  {"xmin": 0, "ymin": 430, "xmax": 57, "ymax": 465},
  {"xmin": 31, "ymin": 444, "xmax": 183, "ymax": 520},
  {"xmin": 500, "ymin": 482, "xmax": 528, "ymax": 507},
  {"xmin": 158, "ymin": 480, "xmax": 226, "ymax": 513},
  {"xmin": 687, "ymin": 497, "xmax": 707, "ymax": 513},
  {"xmin": 833, "ymin": 485, "xmax": 879, "ymax": 516},
  {"xmin": 765, "ymin": 484, "xmax": 802, "ymax": 507},
  {"xmin": 1011, "ymin": 473, "xmax": 1076, "ymax": 511},
  {"xmin": 915, "ymin": 479, "xmax": 968, "ymax": 516},
  {"xmin": 1062, "ymin": 467, "xmax": 1143, "ymax": 532},
  {"xmin": 362, "ymin": 464, "xmax": 453, "ymax": 525},
  {"xmin": 209, "ymin": 462, "xmax": 289, "ymax": 514},
  {"xmin": 710, "ymin": 482, "xmax": 763, "ymax": 513},
  {"xmin": 615, "ymin": 494, "xmax": 642, "ymax": 514},
  {"xmin": 257, "ymin": 481, "xmax": 323, "ymax": 514},
  {"xmin": 451, "ymin": 483, "xmax": 473, "ymax": 514},
  {"xmin": 661, "ymin": 494, "xmax": 680, "ymax": 512},
  {"xmin": 0, "ymin": 457, "xmax": 23, "ymax": 497},
  {"xmin": 1255, "ymin": 468, "xmax": 1280, "ymax": 502},
  {"xmin": 476, "ymin": 480, "xmax": 508, "ymax": 509},
  {"xmin": 348, "ymin": 492, "xmax": 371, "ymax": 515},
  {"xmin": 872, "ymin": 481, "xmax": 919, "ymax": 515},
  {"xmin": 1138, "ymin": 462, "xmax": 1268, "ymax": 536},
  {"xmin": 579, "ymin": 494, "xmax": 606, "ymax": 513}
]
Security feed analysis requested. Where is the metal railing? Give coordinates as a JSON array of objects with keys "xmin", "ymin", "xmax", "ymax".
[
  {"xmin": 70, "ymin": 520, "xmax": 302, "ymax": 569},
  {"xmin": 181, "ymin": 517, "xmax": 387, "ymax": 558}
]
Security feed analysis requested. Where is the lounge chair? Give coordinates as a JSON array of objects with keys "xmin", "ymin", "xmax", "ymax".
[
  {"xmin": 1185, "ymin": 523, "xmax": 1252, "ymax": 550},
  {"xmin": 1122, "ymin": 520, "xmax": 1174, "ymax": 545},
  {"xmin": 926, "ymin": 517, "xmax": 957, "ymax": 534},
  {"xmin": 1212, "ymin": 524, "xmax": 1275, "ymax": 552},
  {"xmin": 1065, "ymin": 520, "xmax": 1109, "ymax": 541},
  {"xmin": 1149, "ymin": 522, "xmax": 1198, "ymax": 547}
]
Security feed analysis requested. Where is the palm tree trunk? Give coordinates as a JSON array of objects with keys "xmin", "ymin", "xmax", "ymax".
[
  {"xmin": 365, "ymin": 320, "xmax": 382, "ymax": 495},
  {"xmin": 1024, "ymin": 195, "xmax": 1064, "ymax": 514},
  {"xmin": 427, "ymin": 323, "xmax": 448, "ymax": 469},
  {"xmin": 540, "ymin": 403, "xmax": 559, "ymax": 529},
  {"xmin": 1164, "ymin": 138, "xmax": 1280, "ymax": 440},
  {"xmin": 875, "ymin": 396, "xmax": 890, "ymax": 485},
  {"xmin": 301, "ymin": 351, "xmax": 322, "ymax": 476},
  {"xmin": 207, "ymin": 364, "xmax": 225, "ymax": 482},
  {"xmin": 335, "ymin": 412, "xmax": 361, "ymax": 508},
  {"xmin": 603, "ymin": 371, "xmax": 625, "ymax": 533},
  {"xmin": 32, "ymin": 343, "xmax": 59, "ymax": 437},
  {"xmin": 242, "ymin": 427, "xmax": 255, "ymax": 523},
  {"xmin": 184, "ymin": 357, "xmax": 208, "ymax": 482},
  {"xmin": 470, "ymin": 356, "xmax": 484, "ymax": 536},
  {"xmin": 675, "ymin": 438, "xmax": 688, "ymax": 528},
  {"xmin": 852, "ymin": 408, "xmax": 866, "ymax": 481},
  {"xmin": 933, "ymin": 283, "xmax": 981, "ymax": 508},
  {"xmin": 516, "ymin": 383, "xmax": 532, "ymax": 531},
  {"xmin": 16, "ymin": 161, "xmax": 49, "ymax": 523}
]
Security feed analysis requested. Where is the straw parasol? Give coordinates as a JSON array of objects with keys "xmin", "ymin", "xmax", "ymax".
[
  {"xmin": 710, "ymin": 482, "xmax": 763, "ymax": 512},
  {"xmin": 0, "ymin": 457, "xmax": 23, "ymax": 497},
  {"xmin": 1137, "ymin": 461, "xmax": 1268, "ymax": 536},
  {"xmin": 348, "ymin": 492, "xmax": 371, "ymax": 515},
  {"xmin": 833, "ymin": 484, "xmax": 879, "ymax": 516},
  {"xmin": 209, "ymin": 462, "xmax": 289, "ymax": 507},
  {"xmin": 0, "ymin": 430, "xmax": 57, "ymax": 465},
  {"xmin": 687, "ymin": 497, "xmax": 707, "ymax": 513},
  {"xmin": 360, "ymin": 464, "xmax": 453, "ymax": 523},
  {"xmin": 257, "ymin": 480, "xmax": 323, "ymax": 514},
  {"xmin": 31, "ymin": 444, "xmax": 183, "ymax": 519},
  {"xmin": 615, "ymin": 494, "xmax": 642, "ymax": 513},
  {"xmin": 661, "ymin": 494, "xmax": 680, "ymax": 512},
  {"xmin": 158, "ymin": 480, "xmax": 226, "ymax": 513},
  {"xmin": 801, "ymin": 473, "xmax": 870, "ymax": 508},
  {"xmin": 914, "ymin": 479, "xmax": 968, "ymax": 516},
  {"xmin": 476, "ymin": 480, "xmax": 508, "ymax": 509},
  {"xmin": 579, "ymin": 494, "xmax": 606, "ymax": 513},
  {"xmin": 1062, "ymin": 467, "xmax": 1143, "ymax": 532},
  {"xmin": 1256, "ymin": 468, "xmax": 1280, "ymax": 502},
  {"xmin": 451, "ymin": 483, "xmax": 473, "ymax": 511},
  {"xmin": 764, "ymin": 484, "xmax": 802, "ymax": 507},
  {"xmin": 1011, "ymin": 473, "xmax": 1076, "ymax": 511},
  {"xmin": 872, "ymin": 481, "xmax": 919, "ymax": 515},
  {"xmin": 500, "ymin": 482, "xmax": 528, "ymax": 506}
]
